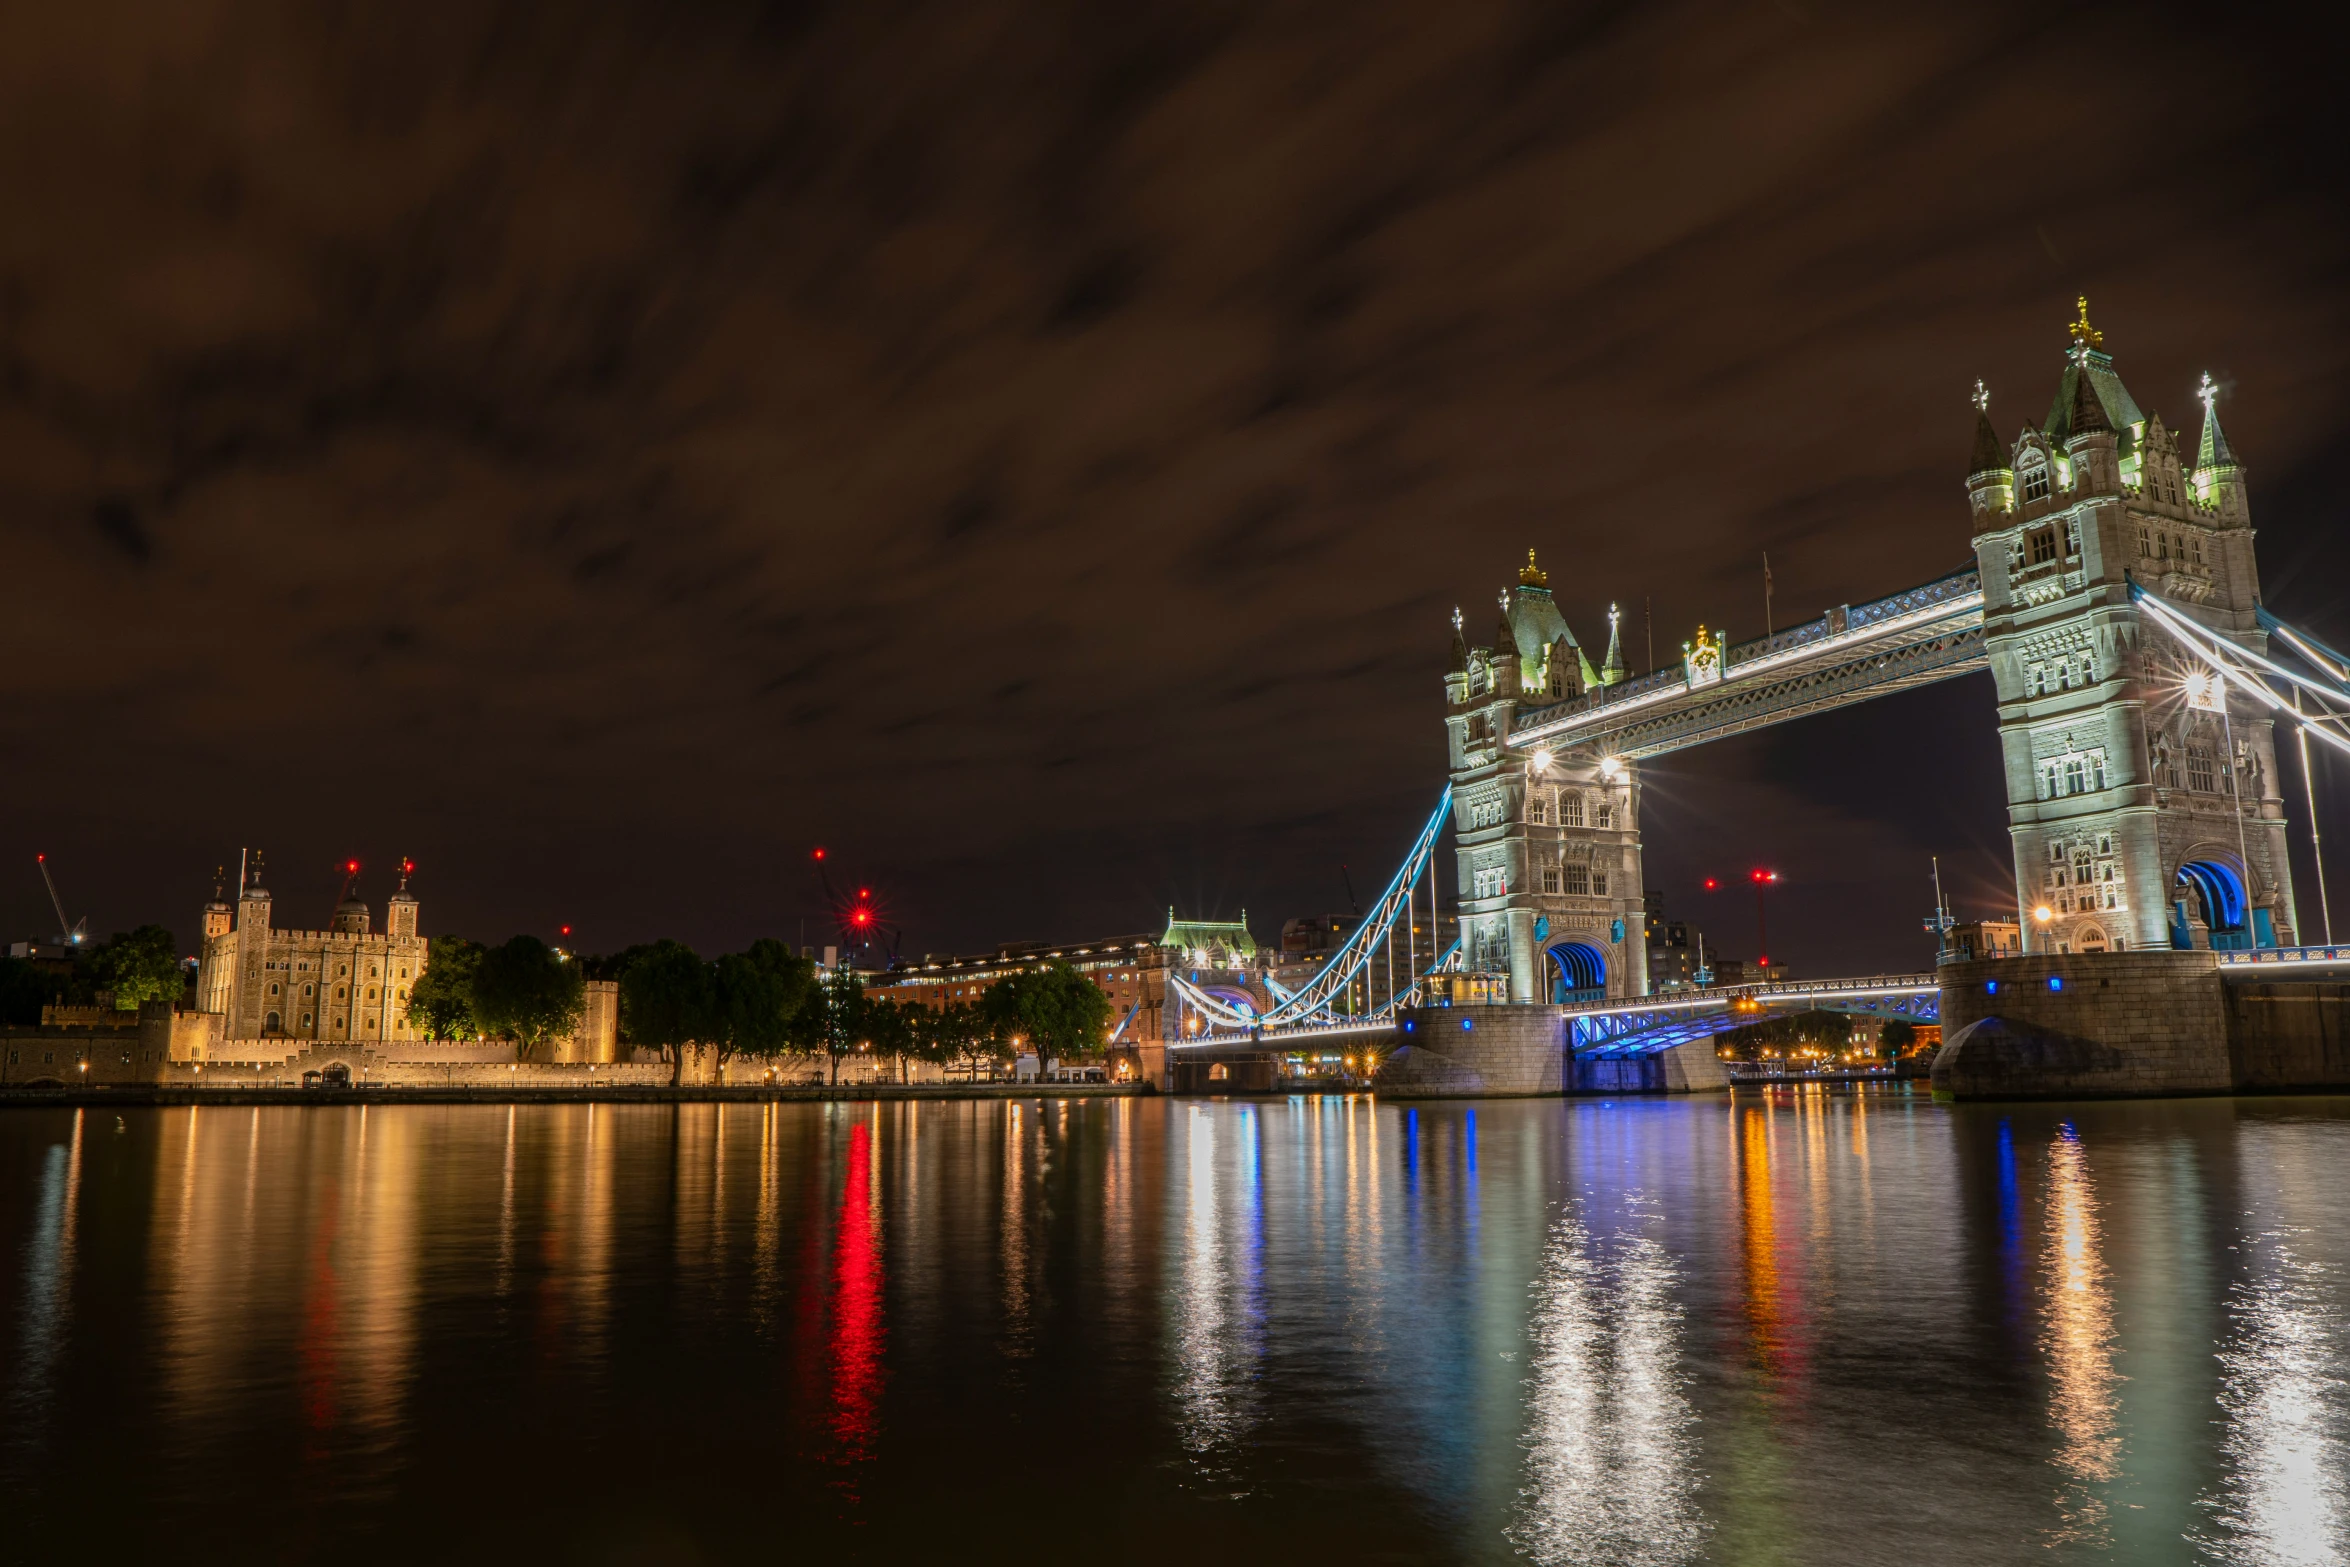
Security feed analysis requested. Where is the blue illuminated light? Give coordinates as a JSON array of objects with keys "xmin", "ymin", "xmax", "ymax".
[
  {"xmin": 1986, "ymin": 979, "xmax": 2000, "ymax": 995},
  {"xmin": 1461, "ymin": 1018, "xmax": 1475, "ymax": 1031},
  {"xmin": 2048, "ymin": 975, "xmax": 2065, "ymax": 992}
]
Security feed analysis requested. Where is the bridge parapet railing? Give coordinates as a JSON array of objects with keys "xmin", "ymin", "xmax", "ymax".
[
  {"xmin": 2217, "ymin": 945, "xmax": 2350, "ymax": 974},
  {"xmin": 1557, "ymin": 973, "xmax": 1941, "ymax": 1018}
]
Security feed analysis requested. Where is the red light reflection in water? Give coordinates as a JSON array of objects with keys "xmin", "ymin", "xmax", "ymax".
[
  {"xmin": 299, "ymin": 1184, "xmax": 342, "ymax": 1458},
  {"xmin": 827, "ymin": 1120, "xmax": 885, "ymax": 1479}
]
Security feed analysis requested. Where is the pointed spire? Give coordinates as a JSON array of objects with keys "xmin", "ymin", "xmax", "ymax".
[
  {"xmin": 1494, "ymin": 590, "xmax": 1516, "ymax": 654},
  {"xmin": 2195, "ymin": 372, "xmax": 2238, "ymax": 469},
  {"xmin": 1601, "ymin": 603, "xmax": 1627, "ymax": 685},
  {"xmin": 1968, "ymin": 379, "xmax": 2006, "ymax": 475},
  {"xmin": 2066, "ymin": 361, "xmax": 2111, "ymax": 438}
]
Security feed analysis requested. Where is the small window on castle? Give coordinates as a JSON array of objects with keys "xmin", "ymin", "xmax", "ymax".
[
  {"xmin": 1564, "ymin": 866, "xmax": 1591, "ymax": 895},
  {"xmin": 2023, "ymin": 467, "xmax": 2051, "ymax": 503},
  {"xmin": 367, "ymin": 988, "xmax": 377, "ymax": 1002},
  {"xmin": 1561, "ymin": 793, "xmax": 1585, "ymax": 827},
  {"xmin": 302, "ymin": 1013, "xmax": 312, "ymax": 1028},
  {"xmin": 2187, "ymin": 748, "xmax": 2217, "ymax": 793},
  {"xmin": 2029, "ymin": 528, "xmax": 2059, "ymax": 565},
  {"xmin": 2137, "ymin": 529, "xmax": 2151, "ymax": 556},
  {"xmin": 2191, "ymin": 535, "xmax": 2204, "ymax": 564},
  {"xmin": 1530, "ymin": 795, "xmax": 1549, "ymax": 825},
  {"xmin": 1594, "ymin": 805, "xmax": 1613, "ymax": 829},
  {"xmin": 2065, "ymin": 520, "xmax": 2080, "ymax": 556},
  {"xmin": 2050, "ymin": 841, "xmax": 2066, "ymax": 863},
  {"xmin": 269, "ymin": 982, "xmax": 280, "ymax": 996},
  {"xmin": 2064, "ymin": 758, "xmax": 2087, "ymax": 795},
  {"xmin": 1592, "ymin": 871, "xmax": 1609, "ymax": 896},
  {"xmin": 1541, "ymin": 867, "xmax": 1562, "ymax": 894}
]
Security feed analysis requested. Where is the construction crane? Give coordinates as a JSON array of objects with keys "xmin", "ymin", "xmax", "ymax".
[{"xmin": 35, "ymin": 854, "xmax": 89, "ymax": 946}]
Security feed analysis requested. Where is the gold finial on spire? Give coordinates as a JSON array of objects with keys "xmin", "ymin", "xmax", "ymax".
[
  {"xmin": 2068, "ymin": 295, "xmax": 2104, "ymax": 351},
  {"xmin": 1519, "ymin": 548, "xmax": 1549, "ymax": 588}
]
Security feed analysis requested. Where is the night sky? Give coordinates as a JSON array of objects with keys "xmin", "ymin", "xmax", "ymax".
[{"xmin": 5, "ymin": 1, "xmax": 2346, "ymax": 973}]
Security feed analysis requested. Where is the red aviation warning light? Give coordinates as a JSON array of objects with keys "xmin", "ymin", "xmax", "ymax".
[{"xmin": 1703, "ymin": 877, "xmax": 1718, "ymax": 891}]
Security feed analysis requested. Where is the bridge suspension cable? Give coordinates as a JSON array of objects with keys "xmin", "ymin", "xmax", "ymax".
[{"xmin": 1169, "ymin": 785, "xmax": 1456, "ymax": 1038}]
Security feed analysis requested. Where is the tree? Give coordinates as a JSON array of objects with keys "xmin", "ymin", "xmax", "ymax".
[
  {"xmin": 470, "ymin": 935, "xmax": 586, "ymax": 1059},
  {"xmin": 619, "ymin": 939, "xmax": 716, "ymax": 1086},
  {"xmin": 794, "ymin": 968, "xmax": 877, "ymax": 1085},
  {"xmin": 407, "ymin": 935, "xmax": 485, "ymax": 1039},
  {"xmin": 1881, "ymin": 1018, "xmax": 1918, "ymax": 1060},
  {"xmin": 94, "ymin": 926, "xmax": 182, "ymax": 1011},
  {"xmin": 862, "ymin": 994, "xmax": 916, "ymax": 1082},
  {"xmin": 981, "ymin": 961, "xmax": 1113, "ymax": 1067},
  {"xmin": 713, "ymin": 939, "xmax": 817, "ymax": 1079},
  {"xmin": 0, "ymin": 957, "xmax": 61, "ymax": 1026}
]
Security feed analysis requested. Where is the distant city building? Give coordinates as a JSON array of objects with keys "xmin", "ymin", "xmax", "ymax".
[{"xmin": 1943, "ymin": 918, "xmax": 2023, "ymax": 963}]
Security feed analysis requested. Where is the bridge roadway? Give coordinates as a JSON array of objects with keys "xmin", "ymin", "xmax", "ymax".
[
  {"xmin": 1507, "ymin": 564, "xmax": 1985, "ymax": 760},
  {"xmin": 1170, "ymin": 973, "xmax": 1946, "ymax": 1058}
]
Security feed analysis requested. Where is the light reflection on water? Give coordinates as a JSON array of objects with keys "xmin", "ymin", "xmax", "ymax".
[
  {"xmin": 1511, "ymin": 1201, "xmax": 1704, "ymax": 1566},
  {"xmin": 2, "ymin": 1092, "xmax": 2348, "ymax": 1564},
  {"xmin": 2041, "ymin": 1121, "xmax": 2122, "ymax": 1548}
]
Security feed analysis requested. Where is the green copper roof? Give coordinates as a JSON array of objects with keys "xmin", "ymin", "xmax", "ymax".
[
  {"xmin": 1506, "ymin": 585, "xmax": 1579, "ymax": 658},
  {"xmin": 2196, "ymin": 398, "xmax": 2239, "ymax": 471},
  {"xmin": 2042, "ymin": 348, "xmax": 2143, "ymax": 444},
  {"xmin": 1161, "ymin": 910, "xmax": 1258, "ymax": 956}
]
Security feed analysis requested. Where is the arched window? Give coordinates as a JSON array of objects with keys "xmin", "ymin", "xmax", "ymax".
[{"xmin": 264, "ymin": 1011, "xmax": 282, "ymax": 1034}]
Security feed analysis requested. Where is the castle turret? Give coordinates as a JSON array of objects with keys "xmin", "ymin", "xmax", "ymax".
[
  {"xmin": 2193, "ymin": 372, "xmax": 2247, "ymax": 521},
  {"xmin": 1599, "ymin": 603, "xmax": 1628, "ymax": 686},
  {"xmin": 386, "ymin": 859, "xmax": 419, "ymax": 940},
  {"xmin": 1966, "ymin": 381, "xmax": 2013, "ymax": 518}
]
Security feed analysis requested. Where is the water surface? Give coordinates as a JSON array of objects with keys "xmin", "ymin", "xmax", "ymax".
[{"xmin": 4, "ymin": 1090, "xmax": 2346, "ymax": 1564}]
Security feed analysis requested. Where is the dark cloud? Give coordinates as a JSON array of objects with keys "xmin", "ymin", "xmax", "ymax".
[{"xmin": 2, "ymin": 0, "xmax": 2345, "ymax": 969}]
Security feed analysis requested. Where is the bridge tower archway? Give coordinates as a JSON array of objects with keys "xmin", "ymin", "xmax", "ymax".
[
  {"xmin": 2172, "ymin": 856, "xmax": 2251, "ymax": 950},
  {"xmin": 1545, "ymin": 942, "xmax": 1608, "ymax": 1004}
]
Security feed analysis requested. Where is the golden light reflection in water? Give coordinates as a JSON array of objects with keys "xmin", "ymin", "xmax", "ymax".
[
  {"xmin": 1000, "ymin": 1102, "xmax": 1031, "ymax": 1355},
  {"xmin": 2040, "ymin": 1124, "xmax": 2120, "ymax": 1549},
  {"xmin": 1512, "ymin": 1205, "xmax": 1706, "ymax": 1566}
]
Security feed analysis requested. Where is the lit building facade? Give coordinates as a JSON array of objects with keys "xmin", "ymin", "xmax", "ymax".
[
  {"xmin": 1967, "ymin": 301, "xmax": 2296, "ymax": 953},
  {"xmin": 196, "ymin": 867, "xmax": 428, "ymax": 1042},
  {"xmin": 1447, "ymin": 552, "xmax": 1648, "ymax": 1003}
]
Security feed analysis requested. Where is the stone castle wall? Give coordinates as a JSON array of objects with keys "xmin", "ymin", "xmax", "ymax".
[{"xmin": 1374, "ymin": 1004, "xmax": 1725, "ymax": 1096}]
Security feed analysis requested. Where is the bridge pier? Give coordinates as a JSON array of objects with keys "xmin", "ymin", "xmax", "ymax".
[
  {"xmin": 1374, "ymin": 1004, "xmax": 1726, "ymax": 1097},
  {"xmin": 1932, "ymin": 950, "xmax": 2350, "ymax": 1098}
]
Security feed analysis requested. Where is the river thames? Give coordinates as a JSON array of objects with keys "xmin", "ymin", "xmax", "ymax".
[{"xmin": 4, "ymin": 1090, "xmax": 2345, "ymax": 1564}]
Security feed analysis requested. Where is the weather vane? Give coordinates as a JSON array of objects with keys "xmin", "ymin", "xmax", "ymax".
[
  {"xmin": 2197, "ymin": 371, "xmax": 2219, "ymax": 416},
  {"xmin": 1451, "ymin": 605, "xmax": 1464, "ymax": 635},
  {"xmin": 2067, "ymin": 295, "xmax": 2103, "ymax": 359},
  {"xmin": 1972, "ymin": 378, "xmax": 1990, "ymax": 414}
]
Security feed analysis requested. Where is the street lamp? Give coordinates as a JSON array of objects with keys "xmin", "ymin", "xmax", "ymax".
[{"xmin": 2031, "ymin": 904, "xmax": 2054, "ymax": 953}]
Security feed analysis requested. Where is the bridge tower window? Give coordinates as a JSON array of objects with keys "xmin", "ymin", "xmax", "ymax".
[
  {"xmin": 1530, "ymin": 794, "xmax": 1550, "ymax": 825},
  {"xmin": 2029, "ymin": 527, "xmax": 2059, "ymax": 564},
  {"xmin": 1561, "ymin": 793, "xmax": 1585, "ymax": 827},
  {"xmin": 2023, "ymin": 467, "xmax": 2052, "ymax": 503}
]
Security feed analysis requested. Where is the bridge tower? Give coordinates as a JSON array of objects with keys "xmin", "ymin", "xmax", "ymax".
[
  {"xmin": 1445, "ymin": 552, "xmax": 1649, "ymax": 1003},
  {"xmin": 1968, "ymin": 300, "xmax": 2296, "ymax": 954}
]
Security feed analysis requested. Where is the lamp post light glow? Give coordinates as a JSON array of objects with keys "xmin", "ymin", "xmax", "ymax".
[{"xmin": 1599, "ymin": 755, "xmax": 1627, "ymax": 783}]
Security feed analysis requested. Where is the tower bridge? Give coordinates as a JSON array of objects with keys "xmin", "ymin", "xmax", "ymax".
[{"xmin": 1161, "ymin": 302, "xmax": 2350, "ymax": 1097}]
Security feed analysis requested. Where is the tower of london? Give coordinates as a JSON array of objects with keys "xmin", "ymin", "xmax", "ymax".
[{"xmin": 195, "ymin": 861, "xmax": 430, "ymax": 1043}]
